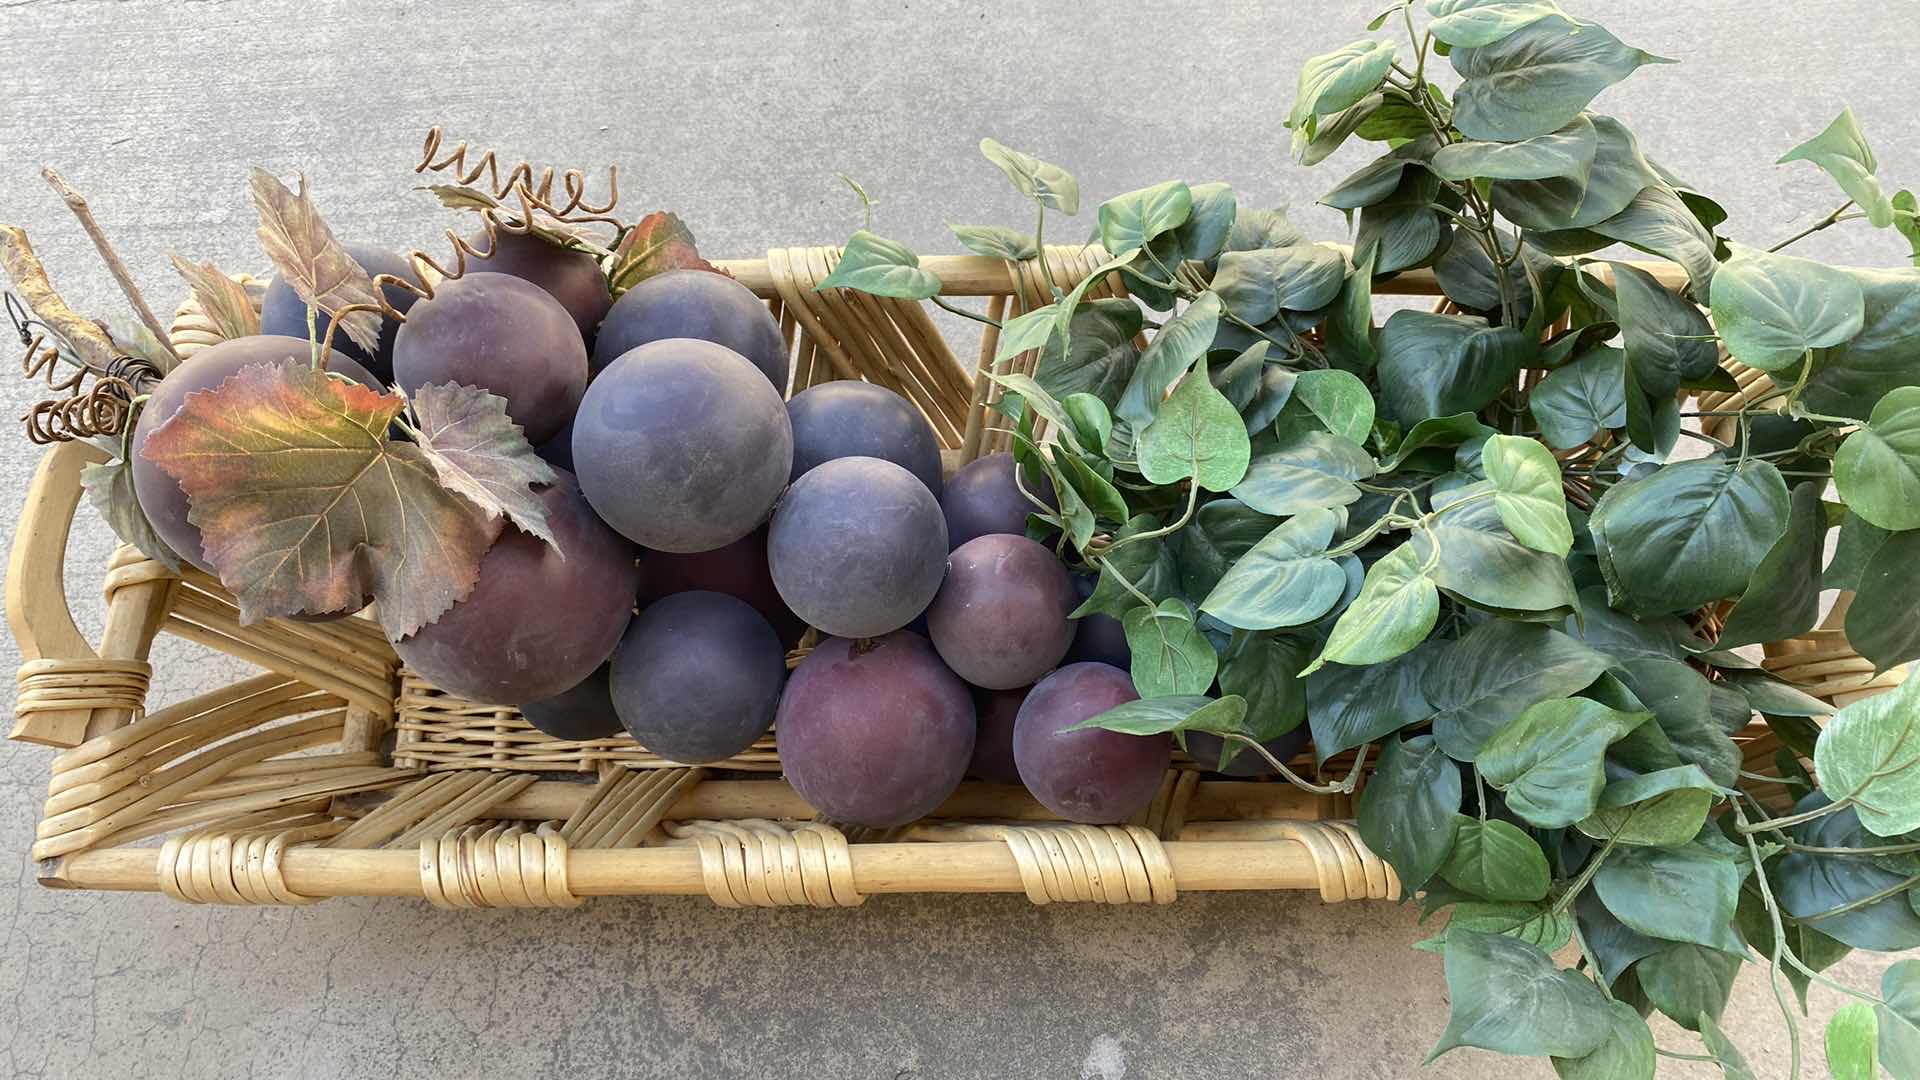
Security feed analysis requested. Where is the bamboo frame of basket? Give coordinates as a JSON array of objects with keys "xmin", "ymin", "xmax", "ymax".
[{"xmin": 4, "ymin": 248, "xmax": 1888, "ymax": 909}]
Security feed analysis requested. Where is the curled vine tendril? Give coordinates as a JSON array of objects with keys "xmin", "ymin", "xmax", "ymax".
[{"xmin": 9, "ymin": 291, "xmax": 158, "ymax": 445}]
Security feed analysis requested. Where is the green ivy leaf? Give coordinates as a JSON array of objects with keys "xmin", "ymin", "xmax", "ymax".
[
  {"xmin": 1710, "ymin": 245, "xmax": 1867, "ymax": 371},
  {"xmin": 1033, "ymin": 299, "xmax": 1142, "ymax": 408},
  {"xmin": 978, "ymin": 137, "xmax": 1080, "ymax": 213},
  {"xmin": 1359, "ymin": 734, "xmax": 1462, "ymax": 892},
  {"xmin": 1699, "ymin": 1010, "xmax": 1758, "ymax": 1075},
  {"xmin": 1061, "ymin": 394, "xmax": 1113, "ymax": 455},
  {"xmin": 948, "ymin": 223, "xmax": 1037, "ymax": 261},
  {"xmin": 815, "ymin": 230, "xmax": 942, "ymax": 299},
  {"xmin": 1433, "ymin": 226, "xmax": 1562, "ymax": 320},
  {"xmin": 1440, "ymin": 816, "xmax": 1551, "ymax": 900},
  {"xmin": 1450, "ymin": 17, "xmax": 1672, "ymax": 142},
  {"xmin": 1307, "ymin": 640, "xmax": 1441, "ymax": 765},
  {"xmin": 1777, "ymin": 107, "xmax": 1894, "ymax": 228},
  {"xmin": 1878, "ymin": 960, "xmax": 1920, "ymax": 1077},
  {"xmin": 1479, "ymin": 698, "xmax": 1648, "ymax": 827},
  {"xmin": 1411, "ymin": 484, "xmax": 1581, "ymax": 618},
  {"xmin": 1834, "ymin": 386, "xmax": 1920, "ymax": 531},
  {"xmin": 1417, "ymin": 900, "xmax": 1573, "ymax": 955},
  {"xmin": 1777, "ymin": 799, "xmax": 1920, "ymax": 950},
  {"xmin": 1123, "ymin": 599, "xmax": 1217, "ymax": 697},
  {"xmin": 1217, "ymin": 633, "xmax": 1310, "ymax": 742},
  {"xmin": 1846, "ymin": 527, "xmax": 1920, "ymax": 673},
  {"xmin": 1210, "ymin": 245, "xmax": 1347, "ymax": 325},
  {"xmin": 1323, "ymin": 243, "xmax": 1379, "ymax": 372},
  {"xmin": 1219, "ymin": 207, "xmax": 1305, "ymax": 256},
  {"xmin": 1297, "ymin": 92, "xmax": 1383, "ymax": 166},
  {"xmin": 1378, "ymin": 413, "xmax": 1496, "ymax": 471},
  {"xmin": 1058, "ymin": 453, "xmax": 1128, "ymax": 524},
  {"xmin": 1827, "ymin": 1002, "xmax": 1881, "ymax": 1080},
  {"xmin": 994, "ymin": 302, "xmax": 1065, "ymax": 364},
  {"xmin": 1376, "ymin": 310, "xmax": 1532, "ymax": 426},
  {"xmin": 1643, "ymin": 945, "xmax": 1743, "ymax": 1033},
  {"xmin": 1426, "ymin": 0, "xmax": 1564, "ymax": 48},
  {"xmin": 1290, "ymin": 369, "xmax": 1375, "ymax": 447},
  {"xmin": 1574, "ymin": 890, "xmax": 1664, "ymax": 987},
  {"xmin": 1530, "ymin": 346, "xmax": 1627, "ymax": 449},
  {"xmin": 1814, "ymin": 675, "xmax": 1920, "ymax": 836},
  {"xmin": 1320, "ymin": 138, "xmax": 1439, "ymax": 211},
  {"xmin": 1118, "ymin": 292, "xmax": 1222, "ymax": 426},
  {"xmin": 1593, "ymin": 844, "xmax": 1744, "ymax": 953},
  {"xmin": 1422, "ymin": 620, "xmax": 1611, "ymax": 761},
  {"xmin": 1612, "ymin": 260, "xmax": 1717, "ymax": 398},
  {"xmin": 1070, "ymin": 693, "xmax": 1245, "ymax": 736},
  {"xmin": 1550, "ymin": 999, "xmax": 1655, "ymax": 1080},
  {"xmin": 1289, "ymin": 39, "xmax": 1398, "ymax": 132},
  {"xmin": 1796, "ymin": 267, "xmax": 1920, "ymax": 420},
  {"xmin": 1306, "ymin": 542, "xmax": 1438, "ymax": 674},
  {"xmin": 1715, "ymin": 481, "xmax": 1825, "ymax": 650},
  {"xmin": 1431, "ymin": 113, "xmax": 1598, "ymax": 180},
  {"xmin": 1614, "ymin": 658, "xmax": 1740, "ymax": 788},
  {"xmin": 1588, "ymin": 457, "xmax": 1791, "ymax": 617},
  {"xmin": 1169, "ymin": 499, "xmax": 1279, "ymax": 599},
  {"xmin": 1137, "ymin": 362, "xmax": 1251, "ymax": 491},
  {"xmin": 1427, "ymin": 930, "xmax": 1613, "ymax": 1061},
  {"xmin": 1074, "ymin": 515, "xmax": 1181, "ymax": 618},
  {"xmin": 1825, "ymin": 509, "xmax": 1890, "ymax": 591},
  {"xmin": 1483, "ymin": 433, "xmax": 1573, "ymax": 555},
  {"xmin": 1098, "ymin": 181, "xmax": 1193, "ymax": 257},
  {"xmin": 1581, "ymin": 184, "xmax": 1720, "ymax": 293},
  {"xmin": 1493, "ymin": 117, "xmax": 1661, "ymax": 233},
  {"xmin": 1230, "ymin": 431, "xmax": 1377, "ymax": 516},
  {"xmin": 1165, "ymin": 182, "xmax": 1237, "ymax": 264},
  {"xmin": 1576, "ymin": 764, "xmax": 1724, "ymax": 847},
  {"xmin": 1199, "ymin": 509, "xmax": 1346, "ymax": 631}
]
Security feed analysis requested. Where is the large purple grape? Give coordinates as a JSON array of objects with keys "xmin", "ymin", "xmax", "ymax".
[
  {"xmin": 768, "ymin": 456, "xmax": 947, "ymax": 638},
  {"xmin": 592, "ymin": 269, "xmax": 788, "ymax": 392},
  {"xmin": 786, "ymin": 381, "xmax": 944, "ymax": 495},
  {"xmin": 969, "ymin": 685, "xmax": 1029, "ymax": 784},
  {"xmin": 520, "ymin": 664, "xmax": 622, "ymax": 741},
  {"xmin": 609, "ymin": 591, "xmax": 785, "ymax": 764},
  {"xmin": 926, "ymin": 533, "xmax": 1075, "ymax": 689},
  {"xmin": 940, "ymin": 452, "xmax": 1055, "ymax": 550},
  {"xmin": 464, "ymin": 230, "xmax": 612, "ymax": 349},
  {"xmin": 1013, "ymin": 662, "xmax": 1168, "ymax": 824},
  {"xmin": 775, "ymin": 632, "xmax": 974, "ymax": 827},
  {"xmin": 392, "ymin": 271, "xmax": 588, "ymax": 444},
  {"xmin": 572, "ymin": 338, "xmax": 792, "ymax": 552},
  {"xmin": 1184, "ymin": 726, "xmax": 1311, "ymax": 777},
  {"xmin": 131, "ymin": 335, "xmax": 376, "ymax": 573},
  {"xmin": 636, "ymin": 525, "xmax": 804, "ymax": 643},
  {"xmin": 1065, "ymin": 574, "xmax": 1130, "ymax": 669},
  {"xmin": 259, "ymin": 242, "xmax": 418, "ymax": 383},
  {"xmin": 391, "ymin": 472, "xmax": 637, "ymax": 704}
]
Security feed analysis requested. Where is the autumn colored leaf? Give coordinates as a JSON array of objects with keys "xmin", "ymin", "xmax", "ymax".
[
  {"xmin": 249, "ymin": 168, "xmax": 383, "ymax": 353},
  {"xmin": 410, "ymin": 382, "xmax": 559, "ymax": 546},
  {"xmin": 80, "ymin": 434, "xmax": 181, "ymax": 570},
  {"xmin": 141, "ymin": 361, "xmax": 500, "ymax": 635},
  {"xmin": 609, "ymin": 211, "xmax": 719, "ymax": 293},
  {"xmin": 168, "ymin": 255, "xmax": 259, "ymax": 344}
]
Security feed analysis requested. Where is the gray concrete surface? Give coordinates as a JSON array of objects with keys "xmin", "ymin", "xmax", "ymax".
[{"xmin": 1, "ymin": 1, "xmax": 1915, "ymax": 1076}]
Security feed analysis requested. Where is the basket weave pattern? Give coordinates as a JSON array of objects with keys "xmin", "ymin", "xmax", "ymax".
[{"xmin": 4, "ymin": 249, "xmax": 1885, "ymax": 909}]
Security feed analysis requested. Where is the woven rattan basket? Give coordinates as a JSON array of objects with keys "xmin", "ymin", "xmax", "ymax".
[{"xmin": 6, "ymin": 250, "xmax": 1895, "ymax": 910}]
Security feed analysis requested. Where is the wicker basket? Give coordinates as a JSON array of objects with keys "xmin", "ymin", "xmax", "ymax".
[{"xmin": 4, "ymin": 249, "xmax": 1891, "ymax": 910}]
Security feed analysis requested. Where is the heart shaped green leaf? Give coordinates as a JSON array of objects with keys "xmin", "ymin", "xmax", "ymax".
[
  {"xmin": 1450, "ymin": 16, "xmax": 1672, "ymax": 142},
  {"xmin": 1137, "ymin": 360, "xmax": 1251, "ymax": 491},
  {"xmin": 1200, "ymin": 508, "xmax": 1346, "ymax": 630},
  {"xmin": 1427, "ymin": 930, "xmax": 1612, "ymax": 1061},
  {"xmin": 1483, "ymin": 433, "xmax": 1572, "ymax": 556},
  {"xmin": 1778, "ymin": 107, "xmax": 1894, "ymax": 228},
  {"xmin": 1815, "ymin": 675, "xmax": 1920, "ymax": 837},
  {"xmin": 1479, "ymin": 698, "xmax": 1649, "ymax": 827},
  {"xmin": 1123, "ymin": 599, "xmax": 1217, "ymax": 697},
  {"xmin": 1098, "ymin": 181, "xmax": 1193, "ymax": 256},
  {"xmin": 1306, "ymin": 542, "xmax": 1438, "ymax": 674},
  {"xmin": 1432, "ymin": 114, "xmax": 1598, "ymax": 181},
  {"xmin": 816, "ymin": 229, "xmax": 943, "ymax": 299},
  {"xmin": 979, "ymin": 137, "xmax": 1079, "ymax": 213},
  {"xmin": 1230, "ymin": 431, "xmax": 1377, "ymax": 515},
  {"xmin": 1834, "ymin": 386, "xmax": 1920, "ymax": 531},
  {"xmin": 1359, "ymin": 733, "xmax": 1462, "ymax": 891},
  {"xmin": 1289, "ymin": 39, "xmax": 1398, "ymax": 131},
  {"xmin": 1711, "ymin": 246, "xmax": 1867, "ymax": 371},
  {"xmin": 1588, "ymin": 457, "xmax": 1791, "ymax": 617},
  {"xmin": 1440, "ymin": 816, "xmax": 1552, "ymax": 901},
  {"xmin": 1530, "ymin": 346, "xmax": 1628, "ymax": 449}
]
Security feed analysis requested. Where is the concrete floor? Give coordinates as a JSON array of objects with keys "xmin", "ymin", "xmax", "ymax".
[{"xmin": 1, "ymin": 1, "xmax": 1915, "ymax": 1076}]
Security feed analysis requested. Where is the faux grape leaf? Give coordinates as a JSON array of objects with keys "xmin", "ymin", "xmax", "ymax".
[
  {"xmin": 1440, "ymin": 816, "xmax": 1551, "ymax": 901},
  {"xmin": 141, "ymin": 362, "xmax": 498, "ymax": 635},
  {"xmin": 1710, "ymin": 246, "xmax": 1866, "ymax": 371},
  {"xmin": 1305, "ymin": 542, "xmax": 1438, "ymax": 674},
  {"xmin": 1833, "ymin": 385, "xmax": 1920, "ymax": 531},
  {"xmin": 168, "ymin": 256, "xmax": 260, "ymax": 343},
  {"xmin": 1479, "ymin": 698, "xmax": 1648, "ymax": 827},
  {"xmin": 1449, "ymin": 16, "xmax": 1672, "ymax": 142},
  {"xmin": 1427, "ymin": 930, "xmax": 1612, "ymax": 1062},
  {"xmin": 1123, "ymin": 599, "xmax": 1217, "ymax": 697},
  {"xmin": 979, "ymin": 138, "xmax": 1080, "ymax": 213},
  {"xmin": 1777, "ymin": 107, "xmax": 1894, "ymax": 228},
  {"xmin": 409, "ymin": 382, "xmax": 559, "ymax": 546},
  {"xmin": 1358, "ymin": 733, "xmax": 1461, "ymax": 891},
  {"xmin": 816, "ymin": 229, "xmax": 942, "ymax": 300},
  {"xmin": 1199, "ymin": 509, "xmax": 1346, "ymax": 631},
  {"xmin": 249, "ymin": 168, "xmax": 381, "ymax": 353},
  {"xmin": 608, "ymin": 210, "xmax": 718, "ymax": 293},
  {"xmin": 1814, "ymin": 675, "xmax": 1920, "ymax": 837},
  {"xmin": 1484, "ymin": 433, "xmax": 1572, "ymax": 555}
]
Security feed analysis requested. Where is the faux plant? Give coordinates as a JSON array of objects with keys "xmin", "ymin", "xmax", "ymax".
[{"xmin": 822, "ymin": 2, "xmax": 1920, "ymax": 1075}]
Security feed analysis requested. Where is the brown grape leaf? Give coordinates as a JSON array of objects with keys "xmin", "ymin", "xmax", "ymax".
[
  {"xmin": 168, "ymin": 255, "xmax": 259, "ymax": 344},
  {"xmin": 410, "ymin": 382, "xmax": 559, "ymax": 547},
  {"xmin": 141, "ymin": 361, "xmax": 500, "ymax": 635},
  {"xmin": 80, "ymin": 434, "xmax": 181, "ymax": 570},
  {"xmin": 249, "ymin": 168, "xmax": 383, "ymax": 353},
  {"xmin": 422, "ymin": 184, "xmax": 605, "ymax": 251},
  {"xmin": 608, "ymin": 211, "xmax": 719, "ymax": 293}
]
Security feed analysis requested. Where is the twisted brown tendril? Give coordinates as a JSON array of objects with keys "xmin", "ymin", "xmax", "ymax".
[
  {"xmin": 10, "ymin": 292, "xmax": 157, "ymax": 445},
  {"xmin": 318, "ymin": 128, "xmax": 625, "ymax": 360}
]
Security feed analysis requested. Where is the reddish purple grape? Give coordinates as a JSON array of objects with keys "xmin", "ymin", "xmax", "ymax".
[
  {"xmin": 969, "ymin": 685, "xmax": 1029, "ymax": 784},
  {"xmin": 610, "ymin": 591, "xmax": 785, "ymax": 764},
  {"xmin": 132, "ymin": 335, "xmax": 376, "ymax": 574},
  {"xmin": 392, "ymin": 271, "xmax": 588, "ymax": 444},
  {"xmin": 464, "ymin": 230, "xmax": 611, "ymax": 348},
  {"xmin": 391, "ymin": 472, "xmax": 638, "ymax": 704},
  {"xmin": 636, "ymin": 525, "xmax": 804, "ymax": 644},
  {"xmin": 768, "ymin": 456, "xmax": 947, "ymax": 638},
  {"xmin": 1013, "ymin": 662, "xmax": 1168, "ymax": 824},
  {"xmin": 926, "ymin": 533, "xmax": 1075, "ymax": 689},
  {"xmin": 940, "ymin": 452, "xmax": 1055, "ymax": 549},
  {"xmin": 786, "ymin": 380, "xmax": 944, "ymax": 494},
  {"xmin": 520, "ymin": 665, "xmax": 622, "ymax": 741},
  {"xmin": 572, "ymin": 338, "xmax": 792, "ymax": 553},
  {"xmin": 775, "ymin": 632, "xmax": 974, "ymax": 827},
  {"xmin": 592, "ymin": 269, "xmax": 789, "ymax": 391},
  {"xmin": 1183, "ymin": 727, "xmax": 1311, "ymax": 777},
  {"xmin": 259, "ymin": 242, "xmax": 419, "ymax": 382}
]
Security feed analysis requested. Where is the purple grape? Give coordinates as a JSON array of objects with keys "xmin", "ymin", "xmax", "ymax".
[
  {"xmin": 131, "ymin": 335, "xmax": 376, "ymax": 574},
  {"xmin": 572, "ymin": 338, "xmax": 792, "ymax": 553},
  {"xmin": 776, "ymin": 631, "xmax": 975, "ymax": 827},
  {"xmin": 636, "ymin": 525, "xmax": 804, "ymax": 644},
  {"xmin": 1014, "ymin": 662, "xmax": 1168, "ymax": 824},
  {"xmin": 926, "ymin": 533, "xmax": 1075, "ymax": 689},
  {"xmin": 259, "ymin": 242, "xmax": 419, "ymax": 383},
  {"xmin": 520, "ymin": 665, "xmax": 622, "ymax": 741},
  {"xmin": 391, "ymin": 472, "xmax": 638, "ymax": 704},
  {"xmin": 464, "ymin": 230, "xmax": 611, "ymax": 349},
  {"xmin": 610, "ymin": 591, "xmax": 785, "ymax": 764},
  {"xmin": 970, "ymin": 685, "xmax": 1029, "ymax": 784},
  {"xmin": 592, "ymin": 269, "xmax": 789, "ymax": 392},
  {"xmin": 941, "ymin": 452, "xmax": 1055, "ymax": 549},
  {"xmin": 786, "ymin": 380, "xmax": 944, "ymax": 494},
  {"xmin": 768, "ymin": 456, "xmax": 947, "ymax": 638},
  {"xmin": 392, "ymin": 271, "xmax": 588, "ymax": 444}
]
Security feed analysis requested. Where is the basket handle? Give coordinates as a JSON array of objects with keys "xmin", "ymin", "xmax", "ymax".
[{"xmin": 7, "ymin": 440, "xmax": 172, "ymax": 747}]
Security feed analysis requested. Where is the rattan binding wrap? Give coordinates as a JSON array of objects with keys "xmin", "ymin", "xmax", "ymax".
[{"xmin": 4, "ymin": 250, "xmax": 1886, "ymax": 908}]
